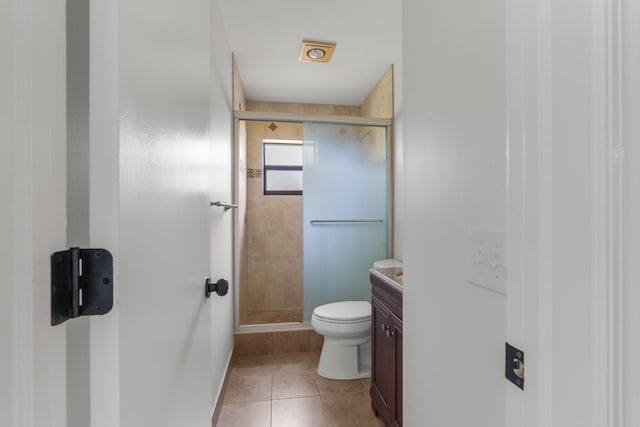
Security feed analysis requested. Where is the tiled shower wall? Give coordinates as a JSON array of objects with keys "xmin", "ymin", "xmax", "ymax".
[
  {"xmin": 241, "ymin": 101, "xmax": 360, "ymax": 323},
  {"xmin": 241, "ymin": 101, "xmax": 374, "ymax": 323},
  {"xmin": 245, "ymin": 120, "xmax": 304, "ymax": 317}
]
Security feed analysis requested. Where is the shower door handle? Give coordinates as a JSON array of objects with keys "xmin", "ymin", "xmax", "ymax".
[
  {"xmin": 310, "ymin": 219, "xmax": 384, "ymax": 224},
  {"xmin": 210, "ymin": 201, "xmax": 237, "ymax": 211}
]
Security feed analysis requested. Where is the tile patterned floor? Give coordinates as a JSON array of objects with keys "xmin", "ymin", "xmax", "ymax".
[{"xmin": 216, "ymin": 352, "xmax": 385, "ymax": 427}]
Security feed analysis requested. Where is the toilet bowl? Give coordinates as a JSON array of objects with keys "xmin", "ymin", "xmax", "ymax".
[{"xmin": 311, "ymin": 301, "xmax": 372, "ymax": 380}]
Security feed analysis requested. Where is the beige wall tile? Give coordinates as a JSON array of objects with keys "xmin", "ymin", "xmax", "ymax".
[
  {"xmin": 244, "ymin": 120, "xmax": 303, "ymax": 313},
  {"xmin": 359, "ymin": 66, "xmax": 394, "ymax": 119},
  {"xmin": 246, "ymin": 101, "xmax": 360, "ymax": 117},
  {"xmin": 264, "ymin": 205, "xmax": 284, "ymax": 230},
  {"xmin": 232, "ymin": 57, "xmax": 247, "ymax": 112},
  {"xmin": 242, "ymin": 100, "xmax": 366, "ymax": 319},
  {"xmin": 234, "ymin": 333, "xmax": 273, "ymax": 356},
  {"xmin": 273, "ymin": 331, "xmax": 312, "ymax": 354},
  {"xmin": 309, "ymin": 332, "xmax": 324, "ymax": 352}
]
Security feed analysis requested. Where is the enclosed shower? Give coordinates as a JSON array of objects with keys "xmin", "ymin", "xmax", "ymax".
[{"xmin": 235, "ymin": 118, "xmax": 390, "ymax": 327}]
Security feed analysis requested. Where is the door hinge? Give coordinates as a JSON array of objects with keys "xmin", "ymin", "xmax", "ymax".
[{"xmin": 51, "ymin": 247, "xmax": 113, "ymax": 326}]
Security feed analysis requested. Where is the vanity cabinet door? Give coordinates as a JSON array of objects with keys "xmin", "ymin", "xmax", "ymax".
[
  {"xmin": 370, "ymin": 271, "xmax": 403, "ymax": 426},
  {"xmin": 371, "ymin": 295, "xmax": 396, "ymax": 424}
]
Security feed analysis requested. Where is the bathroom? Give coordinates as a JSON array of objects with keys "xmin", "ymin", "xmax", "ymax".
[
  {"xmin": 8, "ymin": 0, "xmax": 634, "ymax": 426},
  {"xmin": 232, "ymin": 63, "xmax": 397, "ymax": 319},
  {"xmin": 218, "ymin": 42, "xmax": 402, "ymax": 424}
]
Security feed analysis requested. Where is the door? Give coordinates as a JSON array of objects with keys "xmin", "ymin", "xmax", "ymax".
[
  {"xmin": 302, "ymin": 123, "xmax": 389, "ymax": 319},
  {"xmin": 117, "ymin": 0, "xmax": 214, "ymax": 425},
  {"xmin": 371, "ymin": 296, "xmax": 395, "ymax": 420}
]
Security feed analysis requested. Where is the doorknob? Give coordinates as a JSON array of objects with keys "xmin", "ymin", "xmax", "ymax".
[{"xmin": 205, "ymin": 278, "xmax": 229, "ymax": 298}]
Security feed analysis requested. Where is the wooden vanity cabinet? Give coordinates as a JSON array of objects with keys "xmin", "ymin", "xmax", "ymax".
[{"xmin": 370, "ymin": 271, "xmax": 403, "ymax": 427}]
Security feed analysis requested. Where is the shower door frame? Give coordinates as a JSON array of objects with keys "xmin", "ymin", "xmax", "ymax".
[{"xmin": 233, "ymin": 110, "xmax": 393, "ymax": 332}]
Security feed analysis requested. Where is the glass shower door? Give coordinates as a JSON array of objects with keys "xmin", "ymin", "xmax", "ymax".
[{"xmin": 302, "ymin": 123, "xmax": 389, "ymax": 320}]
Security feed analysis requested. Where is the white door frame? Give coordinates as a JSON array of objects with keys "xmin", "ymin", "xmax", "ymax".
[
  {"xmin": 505, "ymin": 1, "xmax": 554, "ymax": 424},
  {"xmin": 621, "ymin": 0, "xmax": 640, "ymax": 424},
  {"xmin": 506, "ymin": 0, "xmax": 628, "ymax": 426}
]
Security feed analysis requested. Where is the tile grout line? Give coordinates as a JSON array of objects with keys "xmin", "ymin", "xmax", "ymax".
[
  {"xmin": 223, "ymin": 352, "xmax": 377, "ymax": 426},
  {"xmin": 315, "ymin": 369, "xmax": 330, "ymax": 427}
]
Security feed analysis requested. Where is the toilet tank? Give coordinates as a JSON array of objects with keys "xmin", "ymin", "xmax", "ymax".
[{"xmin": 373, "ymin": 259, "xmax": 403, "ymax": 269}]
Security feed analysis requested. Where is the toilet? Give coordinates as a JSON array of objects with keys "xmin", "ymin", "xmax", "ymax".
[
  {"xmin": 311, "ymin": 259, "xmax": 403, "ymax": 380},
  {"xmin": 312, "ymin": 300, "xmax": 372, "ymax": 380}
]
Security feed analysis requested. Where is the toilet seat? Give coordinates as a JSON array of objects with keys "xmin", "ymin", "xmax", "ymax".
[{"xmin": 312, "ymin": 301, "xmax": 371, "ymax": 323}]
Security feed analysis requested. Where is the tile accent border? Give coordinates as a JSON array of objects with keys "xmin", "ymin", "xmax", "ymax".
[{"xmin": 247, "ymin": 168, "xmax": 262, "ymax": 179}]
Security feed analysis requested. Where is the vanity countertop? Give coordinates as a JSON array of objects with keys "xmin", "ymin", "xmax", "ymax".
[{"xmin": 369, "ymin": 267, "xmax": 403, "ymax": 292}]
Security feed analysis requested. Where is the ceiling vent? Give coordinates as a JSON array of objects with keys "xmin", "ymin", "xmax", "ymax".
[{"xmin": 298, "ymin": 40, "xmax": 336, "ymax": 63}]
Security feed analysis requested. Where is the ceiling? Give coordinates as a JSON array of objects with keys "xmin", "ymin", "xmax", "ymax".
[{"xmin": 217, "ymin": 0, "xmax": 402, "ymax": 106}]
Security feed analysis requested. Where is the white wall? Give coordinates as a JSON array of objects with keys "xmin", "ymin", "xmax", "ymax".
[
  {"xmin": 403, "ymin": 0, "xmax": 507, "ymax": 425},
  {"xmin": 405, "ymin": 1, "xmax": 640, "ymax": 426},
  {"xmin": 0, "ymin": 5, "xmax": 17, "ymax": 423},
  {"xmin": 0, "ymin": 0, "xmax": 68, "ymax": 426}
]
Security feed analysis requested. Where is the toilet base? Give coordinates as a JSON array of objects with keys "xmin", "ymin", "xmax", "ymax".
[{"xmin": 316, "ymin": 337, "xmax": 371, "ymax": 380}]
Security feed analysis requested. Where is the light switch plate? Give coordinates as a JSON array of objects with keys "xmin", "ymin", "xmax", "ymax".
[{"xmin": 468, "ymin": 230, "xmax": 507, "ymax": 295}]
